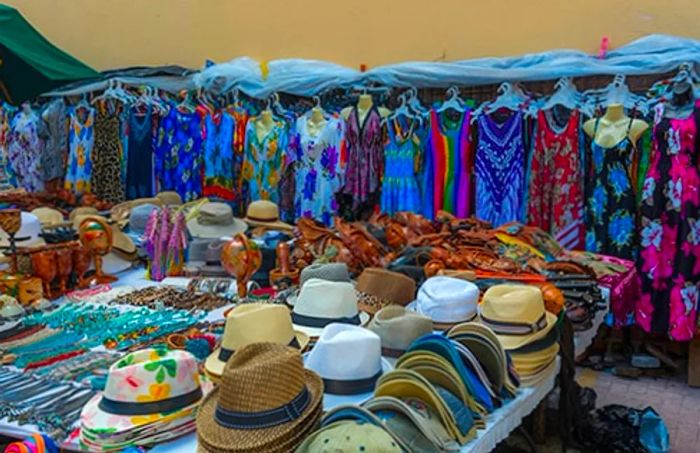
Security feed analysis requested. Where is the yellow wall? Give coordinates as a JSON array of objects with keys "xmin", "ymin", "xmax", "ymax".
[{"xmin": 5, "ymin": 0, "xmax": 700, "ymax": 71}]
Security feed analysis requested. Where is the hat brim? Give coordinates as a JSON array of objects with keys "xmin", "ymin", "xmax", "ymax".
[
  {"xmin": 196, "ymin": 369, "xmax": 322, "ymax": 451},
  {"xmin": 186, "ymin": 218, "xmax": 248, "ymax": 239},
  {"xmin": 204, "ymin": 331, "xmax": 310, "ymax": 378},
  {"xmin": 487, "ymin": 310, "xmax": 558, "ymax": 351},
  {"xmin": 516, "ymin": 356, "xmax": 559, "ymax": 387},
  {"xmin": 405, "ymin": 301, "xmax": 478, "ymax": 332},
  {"xmin": 244, "ymin": 217, "xmax": 294, "ymax": 232},
  {"xmin": 292, "ymin": 311, "xmax": 370, "ymax": 338},
  {"xmin": 80, "ymin": 378, "xmax": 213, "ymax": 434}
]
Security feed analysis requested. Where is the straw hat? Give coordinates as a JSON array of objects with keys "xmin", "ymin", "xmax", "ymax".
[
  {"xmin": 243, "ymin": 200, "xmax": 293, "ymax": 232},
  {"xmin": 367, "ymin": 305, "xmax": 433, "ymax": 360},
  {"xmin": 204, "ymin": 304, "xmax": 309, "ymax": 378},
  {"xmin": 69, "ymin": 206, "xmax": 99, "ymax": 221},
  {"xmin": 299, "ymin": 262, "xmax": 351, "ymax": 287},
  {"xmin": 156, "ymin": 191, "xmax": 183, "ymax": 206},
  {"xmin": 407, "ymin": 276, "xmax": 479, "ymax": 330},
  {"xmin": 291, "ymin": 278, "xmax": 369, "ymax": 337},
  {"xmin": 356, "ymin": 268, "xmax": 416, "ymax": 314},
  {"xmin": 187, "ymin": 202, "xmax": 247, "ymax": 239},
  {"xmin": 478, "ymin": 284, "xmax": 557, "ymax": 351},
  {"xmin": 30, "ymin": 207, "xmax": 68, "ymax": 228},
  {"xmin": 196, "ymin": 343, "xmax": 323, "ymax": 453},
  {"xmin": 297, "ymin": 420, "xmax": 402, "ymax": 453}
]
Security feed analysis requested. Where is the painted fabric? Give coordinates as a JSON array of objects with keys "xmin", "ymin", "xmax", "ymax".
[
  {"xmin": 475, "ymin": 111, "xmax": 526, "ymax": 227},
  {"xmin": 638, "ymin": 109, "xmax": 700, "ymax": 340},
  {"xmin": 338, "ymin": 107, "xmax": 384, "ymax": 219},
  {"xmin": 289, "ymin": 114, "xmax": 344, "ymax": 225},
  {"xmin": 202, "ymin": 110, "xmax": 235, "ymax": 200},
  {"xmin": 39, "ymin": 99, "xmax": 68, "ymax": 181},
  {"xmin": 528, "ymin": 109, "xmax": 584, "ymax": 249},
  {"xmin": 381, "ymin": 117, "xmax": 422, "ymax": 215},
  {"xmin": 585, "ymin": 119, "xmax": 637, "ymax": 261},
  {"xmin": 91, "ymin": 108, "xmax": 126, "ymax": 204},
  {"xmin": 422, "ymin": 109, "xmax": 471, "ymax": 219},
  {"xmin": 242, "ymin": 117, "xmax": 288, "ymax": 204},
  {"xmin": 0, "ymin": 104, "xmax": 17, "ymax": 188},
  {"xmin": 155, "ymin": 108, "xmax": 203, "ymax": 202},
  {"xmin": 64, "ymin": 106, "xmax": 95, "ymax": 195},
  {"xmin": 230, "ymin": 109, "xmax": 249, "ymax": 215},
  {"xmin": 7, "ymin": 109, "xmax": 45, "ymax": 192},
  {"xmin": 125, "ymin": 108, "xmax": 155, "ymax": 200}
]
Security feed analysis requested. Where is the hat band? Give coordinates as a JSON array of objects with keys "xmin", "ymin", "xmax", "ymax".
[
  {"xmin": 381, "ymin": 346, "xmax": 405, "ymax": 359},
  {"xmin": 218, "ymin": 336, "xmax": 301, "ymax": 362},
  {"xmin": 291, "ymin": 312, "xmax": 361, "ymax": 328},
  {"xmin": 481, "ymin": 313, "xmax": 548, "ymax": 336},
  {"xmin": 215, "ymin": 385, "xmax": 310, "ymax": 429},
  {"xmin": 322, "ymin": 370, "xmax": 382, "ymax": 395},
  {"xmin": 98, "ymin": 387, "xmax": 203, "ymax": 416},
  {"xmin": 246, "ymin": 214, "xmax": 279, "ymax": 223}
]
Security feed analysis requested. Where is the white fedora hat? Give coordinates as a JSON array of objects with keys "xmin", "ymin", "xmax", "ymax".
[
  {"xmin": 304, "ymin": 323, "xmax": 392, "ymax": 409},
  {"xmin": 292, "ymin": 278, "xmax": 369, "ymax": 337},
  {"xmin": 407, "ymin": 276, "xmax": 479, "ymax": 330}
]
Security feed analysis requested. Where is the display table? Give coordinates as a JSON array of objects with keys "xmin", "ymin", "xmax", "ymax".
[{"xmin": 573, "ymin": 287, "xmax": 609, "ymax": 359}]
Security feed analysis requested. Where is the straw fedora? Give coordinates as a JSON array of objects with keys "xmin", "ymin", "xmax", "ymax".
[
  {"xmin": 30, "ymin": 207, "xmax": 68, "ymax": 228},
  {"xmin": 205, "ymin": 304, "xmax": 309, "ymax": 378},
  {"xmin": 297, "ymin": 420, "xmax": 402, "ymax": 453},
  {"xmin": 299, "ymin": 262, "xmax": 351, "ymax": 287},
  {"xmin": 196, "ymin": 343, "xmax": 323, "ymax": 453},
  {"xmin": 156, "ymin": 191, "xmax": 183, "ymax": 206},
  {"xmin": 367, "ymin": 305, "xmax": 433, "ymax": 360},
  {"xmin": 478, "ymin": 284, "xmax": 557, "ymax": 351},
  {"xmin": 187, "ymin": 202, "xmax": 247, "ymax": 239},
  {"xmin": 356, "ymin": 268, "xmax": 416, "ymax": 314},
  {"xmin": 243, "ymin": 200, "xmax": 293, "ymax": 232},
  {"xmin": 303, "ymin": 323, "xmax": 392, "ymax": 409},
  {"xmin": 80, "ymin": 349, "xmax": 213, "ymax": 437},
  {"xmin": 407, "ymin": 276, "xmax": 479, "ymax": 330},
  {"xmin": 291, "ymin": 278, "xmax": 369, "ymax": 337}
]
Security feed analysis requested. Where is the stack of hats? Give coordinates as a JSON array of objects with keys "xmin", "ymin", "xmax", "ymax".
[
  {"xmin": 297, "ymin": 418, "xmax": 402, "ymax": 453},
  {"xmin": 479, "ymin": 284, "xmax": 559, "ymax": 386},
  {"xmin": 355, "ymin": 267, "xmax": 416, "ymax": 314},
  {"xmin": 196, "ymin": 343, "xmax": 323, "ymax": 453},
  {"xmin": 80, "ymin": 348, "xmax": 212, "ymax": 451},
  {"xmin": 367, "ymin": 305, "xmax": 433, "ymax": 363},
  {"xmin": 407, "ymin": 276, "xmax": 479, "ymax": 330}
]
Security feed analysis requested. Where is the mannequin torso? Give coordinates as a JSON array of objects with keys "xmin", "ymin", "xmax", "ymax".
[
  {"xmin": 341, "ymin": 94, "xmax": 390, "ymax": 124},
  {"xmin": 583, "ymin": 104, "xmax": 648, "ymax": 148},
  {"xmin": 306, "ymin": 107, "xmax": 327, "ymax": 138},
  {"xmin": 255, "ymin": 109, "xmax": 276, "ymax": 142}
]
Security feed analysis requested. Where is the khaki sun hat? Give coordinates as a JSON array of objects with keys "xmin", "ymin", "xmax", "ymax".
[
  {"xmin": 186, "ymin": 202, "xmax": 247, "ymax": 239},
  {"xmin": 205, "ymin": 304, "xmax": 309, "ymax": 378},
  {"xmin": 297, "ymin": 420, "xmax": 402, "ymax": 453},
  {"xmin": 367, "ymin": 305, "xmax": 433, "ymax": 360},
  {"xmin": 30, "ymin": 207, "xmax": 68, "ymax": 228},
  {"xmin": 244, "ymin": 200, "xmax": 293, "ymax": 232},
  {"xmin": 156, "ymin": 191, "xmax": 183, "ymax": 206},
  {"xmin": 196, "ymin": 342, "xmax": 323, "ymax": 453},
  {"xmin": 478, "ymin": 284, "xmax": 557, "ymax": 351}
]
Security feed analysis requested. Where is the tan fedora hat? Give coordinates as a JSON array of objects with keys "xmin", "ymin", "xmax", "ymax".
[
  {"xmin": 196, "ymin": 343, "xmax": 323, "ymax": 453},
  {"xmin": 244, "ymin": 200, "xmax": 293, "ymax": 232},
  {"xmin": 69, "ymin": 206, "xmax": 99, "ymax": 222},
  {"xmin": 205, "ymin": 304, "xmax": 309, "ymax": 378},
  {"xmin": 356, "ymin": 268, "xmax": 416, "ymax": 314},
  {"xmin": 367, "ymin": 305, "xmax": 433, "ymax": 360},
  {"xmin": 30, "ymin": 207, "xmax": 68, "ymax": 228},
  {"xmin": 156, "ymin": 191, "xmax": 183, "ymax": 206},
  {"xmin": 186, "ymin": 202, "xmax": 247, "ymax": 239}
]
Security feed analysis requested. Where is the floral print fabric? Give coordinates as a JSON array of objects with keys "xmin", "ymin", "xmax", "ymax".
[
  {"xmin": 242, "ymin": 117, "xmax": 288, "ymax": 204},
  {"xmin": 64, "ymin": 106, "xmax": 95, "ymax": 195},
  {"xmin": 202, "ymin": 110, "xmax": 235, "ymax": 200},
  {"xmin": 638, "ymin": 110, "xmax": 700, "ymax": 340},
  {"xmin": 289, "ymin": 114, "xmax": 344, "ymax": 225},
  {"xmin": 528, "ymin": 109, "xmax": 585, "ymax": 249},
  {"xmin": 0, "ymin": 104, "xmax": 16, "ymax": 188},
  {"xmin": 155, "ymin": 108, "xmax": 203, "ymax": 202},
  {"xmin": 7, "ymin": 109, "xmax": 45, "ymax": 192},
  {"xmin": 585, "ymin": 120, "xmax": 637, "ymax": 260}
]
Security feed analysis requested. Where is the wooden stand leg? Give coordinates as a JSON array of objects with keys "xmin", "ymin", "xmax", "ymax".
[{"xmin": 688, "ymin": 338, "xmax": 700, "ymax": 387}]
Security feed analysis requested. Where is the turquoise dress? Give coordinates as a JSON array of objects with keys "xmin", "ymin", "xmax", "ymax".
[{"xmin": 381, "ymin": 118, "xmax": 422, "ymax": 214}]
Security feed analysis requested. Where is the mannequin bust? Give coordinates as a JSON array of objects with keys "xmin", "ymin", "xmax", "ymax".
[
  {"xmin": 583, "ymin": 104, "xmax": 648, "ymax": 148},
  {"xmin": 664, "ymin": 81, "xmax": 695, "ymax": 119},
  {"xmin": 255, "ymin": 109, "xmax": 276, "ymax": 142},
  {"xmin": 341, "ymin": 94, "xmax": 390, "ymax": 124},
  {"xmin": 306, "ymin": 107, "xmax": 327, "ymax": 138}
]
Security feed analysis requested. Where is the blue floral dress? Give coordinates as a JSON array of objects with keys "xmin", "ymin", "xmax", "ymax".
[
  {"xmin": 381, "ymin": 118, "xmax": 422, "ymax": 215},
  {"xmin": 202, "ymin": 111, "xmax": 235, "ymax": 200},
  {"xmin": 289, "ymin": 114, "xmax": 344, "ymax": 225},
  {"xmin": 585, "ymin": 118, "xmax": 637, "ymax": 260},
  {"xmin": 155, "ymin": 108, "xmax": 203, "ymax": 201}
]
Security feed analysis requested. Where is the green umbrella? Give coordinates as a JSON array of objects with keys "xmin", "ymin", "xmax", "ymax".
[{"xmin": 0, "ymin": 4, "xmax": 99, "ymax": 105}]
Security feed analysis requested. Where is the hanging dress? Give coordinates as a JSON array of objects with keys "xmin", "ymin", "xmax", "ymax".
[
  {"xmin": 338, "ymin": 107, "xmax": 384, "ymax": 220},
  {"xmin": 528, "ymin": 109, "xmax": 585, "ymax": 249},
  {"xmin": 125, "ymin": 107, "xmax": 154, "ymax": 199},
  {"xmin": 381, "ymin": 117, "xmax": 422, "ymax": 215},
  {"xmin": 7, "ymin": 109, "xmax": 45, "ymax": 193},
  {"xmin": 637, "ymin": 109, "xmax": 700, "ymax": 340},
  {"xmin": 585, "ymin": 118, "xmax": 638, "ymax": 261},
  {"xmin": 64, "ymin": 106, "xmax": 95, "ymax": 195},
  {"xmin": 475, "ymin": 111, "xmax": 526, "ymax": 227},
  {"xmin": 202, "ymin": 110, "xmax": 235, "ymax": 200},
  {"xmin": 0, "ymin": 104, "xmax": 16, "ymax": 188},
  {"xmin": 91, "ymin": 108, "xmax": 126, "ymax": 204},
  {"xmin": 423, "ymin": 109, "xmax": 471, "ymax": 219},
  {"xmin": 289, "ymin": 114, "xmax": 344, "ymax": 226},
  {"xmin": 39, "ymin": 99, "xmax": 68, "ymax": 182},
  {"xmin": 242, "ymin": 117, "xmax": 288, "ymax": 204},
  {"xmin": 230, "ymin": 108, "xmax": 250, "ymax": 215}
]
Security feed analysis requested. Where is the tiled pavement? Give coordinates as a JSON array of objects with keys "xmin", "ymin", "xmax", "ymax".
[{"xmin": 576, "ymin": 368, "xmax": 700, "ymax": 453}]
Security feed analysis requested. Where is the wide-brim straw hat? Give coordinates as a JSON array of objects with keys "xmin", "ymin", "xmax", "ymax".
[
  {"xmin": 187, "ymin": 202, "xmax": 247, "ymax": 239},
  {"xmin": 243, "ymin": 200, "xmax": 293, "ymax": 232},
  {"xmin": 196, "ymin": 343, "xmax": 323, "ymax": 453},
  {"xmin": 30, "ymin": 207, "xmax": 69, "ymax": 228}
]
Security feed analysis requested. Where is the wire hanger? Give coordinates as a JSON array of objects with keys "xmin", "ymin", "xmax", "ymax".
[
  {"xmin": 403, "ymin": 87, "xmax": 427, "ymax": 116},
  {"xmin": 539, "ymin": 77, "xmax": 591, "ymax": 116},
  {"xmin": 472, "ymin": 82, "xmax": 533, "ymax": 122},
  {"xmin": 385, "ymin": 92, "xmax": 423, "ymax": 128},
  {"xmin": 436, "ymin": 86, "xmax": 467, "ymax": 114},
  {"xmin": 584, "ymin": 74, "xmax": 648, "ymax": 115}
]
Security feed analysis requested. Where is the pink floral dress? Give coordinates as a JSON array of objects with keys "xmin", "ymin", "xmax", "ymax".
[{"xmin": 638, "ymin": 109, "xmax": 700, "ymax": 340}]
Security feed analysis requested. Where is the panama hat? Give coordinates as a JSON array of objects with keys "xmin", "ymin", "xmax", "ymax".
[
  {"xmin": 303, "ymin": 323, "xmax": 392, "ymax": 409},
  {"xmin": 205, "ymin": 304, "xmax": 309, "ymax": 378},
  {"xmin": 407, "ymin": 276, "xmax": 479, "ymax": 330},
  {"xmin": 478, "ymin": 284, "xmax": 557, "ymax": 351},
  {"xmin": 80, "ymin": 349, "xmax": 212, "ymax": 439},
  {"xmin": 299, "ymin": 262, "xmax": 351, "ymax": 287},
  {"xmin": 356, "ymin": 268, "xmax": 416, "ymax": 314},
  {"xmin": 156, "ymin": 191, "xmax": 183, "ymax": 206},
  {"xmin": 291, "ymin": 278, "xmax": 369, "ymax": 337},
  {"xmin": 297, "ymin": 420, "xmax": 402, "ymax": 453},
  {"xmin": 30, "ymin": 207, "xmax": 68, "ymax": 228},
  {"xmin": 367, "ymin": 305, "xmax": 433, "ymax": 360},
  {"xmin": 187, "ymin": 202, "xmax": 247, "ymax": 239},
  {"xmin": 196, "ymin": 343, "xmax": 323, "ymax": 453},
  {"xmin": 244, "ymin": 200, "xmax": 293, "ymax": 232},
  {"xmin": 320, "ymin": 405, "xmax": 411, "ymax": 452}
]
